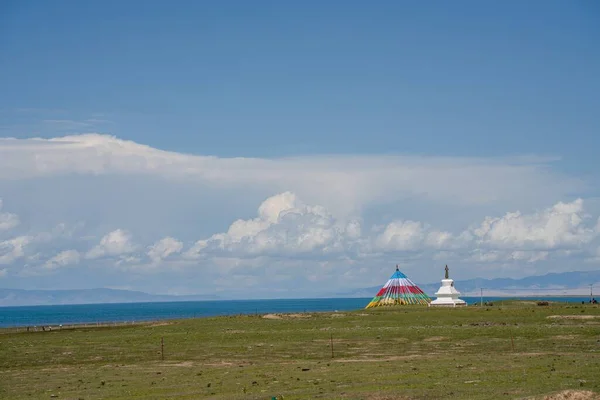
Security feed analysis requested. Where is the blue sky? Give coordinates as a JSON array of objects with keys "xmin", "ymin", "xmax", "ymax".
[{"xmin": 0, "ymin": 1, "xmax": 599, "ymax": 297}]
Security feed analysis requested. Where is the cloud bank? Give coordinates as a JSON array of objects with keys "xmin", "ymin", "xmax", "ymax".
[
  {"xmin": 0, "ymin": 134, "xmax": 584, "ymax": 215},
  {"xmin": 0, "ymin": 199, "xmax": 20, "ymax": 231},
  {"xmin": 0, "ymin": 134, "xmax": 597, "ymax": 296}
]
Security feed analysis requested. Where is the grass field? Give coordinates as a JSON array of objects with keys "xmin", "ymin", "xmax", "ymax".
[{"xmin": 1, "ymin": 301, "xmax": 599, "ymax": 399}]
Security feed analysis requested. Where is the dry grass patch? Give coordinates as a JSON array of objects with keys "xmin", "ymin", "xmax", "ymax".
[
  {"xmin": 423, "ymin": 336, "xmax": 448, "ymax": 342},
  {"xmin": 262, "ymin": 314, "xmax": 283, "ymax": 319},
  {"xmin": 336, "ymin": 354, "xmax": 425, "ymax": 362},
  {"xmin": 262, "ymin": 313, "xmax": 311, "ymax": 320},
  {"xmin": 526, "ymin": 390, "xmax": 600, "ymax": 400},
  {"xmin": 547, "ymin": 315, "xmax": 600, "ymax": 320},
  {"xmin": 161, "ymin": 361, "xmax": 195, "ymax": 367}
]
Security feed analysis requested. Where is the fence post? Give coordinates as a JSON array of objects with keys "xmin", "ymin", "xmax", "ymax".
[
  {"xmin": 510, "ymin": 334, "xmax": 515, "ymax": 352},
  {"xmin": 330, "ymin": 332, "xmax": 334, "ymax": 358}
]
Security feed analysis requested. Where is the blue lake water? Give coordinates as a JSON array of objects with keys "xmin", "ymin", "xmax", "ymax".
[{"xmin": 0, "ymin": 296, "xmax": 591, "ymax": 328}]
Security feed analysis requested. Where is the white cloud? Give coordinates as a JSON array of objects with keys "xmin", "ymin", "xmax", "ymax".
[
  {"xmin": 193, "ymin": 195, "xmax": 594, "ymax": 260},
  {"xmin": 0, "ymin": 134, "xmax": 584, "ymax": 216},
  {"xmin": 375, "ymin": 221, "xmax": 425, "ymax": 251},
  {"xmin": 116, "ymin": 255, "xmax": 143, "ymax": 267},
  {"xmin": 471, "ymin": 199, "xmax": 597, "ymax": 250},
  {"xmin": 0, "ymin": 221, "xmax": 80, "ymax": 273},
  {"xmin": 371, "ymin": 199, "xmax": 599, "ymax": 263},
  {"xmin": 1, "ymin": 134, "xmax": 599, "ymax": 292},
  {"xmin": 0, "ymin": 236, "xmax": 30, "ymax": 264},
  {"xmin": 457, "ymin": 199, "xmax": 600, "ymax": 265},
  {"xmin": 0, "ymin": 199, "xmax": 20, "ymax": 231},
  {"xmin": 1, "ymin": 192, "xmax": 598, "ymax": 287},
  {"xmin": 510, "ymin": 251, "xmax": 549, "ymax": 263},
  {"xmin": 469, "ymin": 250, "xmax": 550, "ymax": 264},
  {"xmin": 147, "ymin": 237, "xmax": 183, "ymax": 263},
  {"xmin": 184, "ymin": 192, "xmax": 362, "ymax": 259},
  {"xmin": 374, "ymin": 221, "xmax": 456, "ymax": 251},
  {"xmin": 86, "ymin": 229, "xmax": 135, "ymax": 259},
  {"xmin": 179, "ymin": 195, "xmax": 600, "ymax": 269},
  {"xmin": 43, "ymin": 250, "xmax": 80, "ymax": 270}
]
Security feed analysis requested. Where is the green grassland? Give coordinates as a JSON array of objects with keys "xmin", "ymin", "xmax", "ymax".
[{"xmin": 1, "ymin": 301, "xmax": 599, "ymax": 399}]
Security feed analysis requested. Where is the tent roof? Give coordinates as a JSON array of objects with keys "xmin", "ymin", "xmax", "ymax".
[{"xmin": 365, "ymin": 265, "xmax": 430, "ymax": 308}]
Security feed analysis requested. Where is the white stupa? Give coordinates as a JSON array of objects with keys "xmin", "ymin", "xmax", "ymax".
[{"xmin": 429, "ymin": 265, "xmax": 466, "ymax": 307}]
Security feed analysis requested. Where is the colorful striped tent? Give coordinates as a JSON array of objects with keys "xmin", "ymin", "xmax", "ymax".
[{"xmin": 365, "ymin": 265, "xmax": 431, "ymax": 308}]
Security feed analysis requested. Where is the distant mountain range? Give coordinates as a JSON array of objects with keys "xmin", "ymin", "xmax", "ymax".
[
  {"xmin": 0, "ymin": 288, "xmax": 219, "ymax": 307},
  {"xmin": 337, "ymin": 270, "xmax": 600, "ymax": 298},
  {"xmin": 2, "ymin": 270, "xmax": 599, "ymax": 307}
]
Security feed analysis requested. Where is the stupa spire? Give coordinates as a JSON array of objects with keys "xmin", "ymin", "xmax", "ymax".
[{"xmin": 430, "ymin": 264, "xmax": 466, "ymax": 307}]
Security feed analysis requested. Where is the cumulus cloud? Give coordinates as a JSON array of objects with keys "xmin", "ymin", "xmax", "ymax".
[
  {"xmin": 184, "ymin": 192, "xmax": 362, "ymax": 259},
  {"xmin": 147, "ymin": 237, "xmax": 183, "ymax": 263},
  {"xmin": 471, "ymin": 199, "xmax": 597, "ymax": 250},
  {"xmin": 86, "ymin": 229, "xmax": 135, "ymax": 259},
  {"xmin": 182, "ymin": 195, "xmax": 600, "ymax": 265},
  {"xmin": 43, "ymin": 250, "xmax": 80, "ymax": 270},
  {"xmin": 0, "ymin": 236, "xmax": 30, "ymax": 265},
  {"xmin": 1, "ymin": 193, "xmax": 598, "ymax": 283},
  {"xmin": 0, "ymin": 221, "xmax": 80, "ymax": 273},
  {"xmin": 0, "ymin": 199, "xmax": 20, "ymax": 231},
  {"xmin": 364, "ymin": 198, "xmax": 599, "ymax": 264},
  {"xmin": 177, "ymin": 195, "xmax": 600, "ymax": 267}
]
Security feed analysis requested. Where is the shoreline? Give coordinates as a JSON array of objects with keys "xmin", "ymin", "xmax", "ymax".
[
  {"xmin": 0, "ymin": 293, "xmax": 592, "ymax": 309},
  {"xmin": 1, "ymin": 296, "xmax": 598, "ymax": 330}
]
